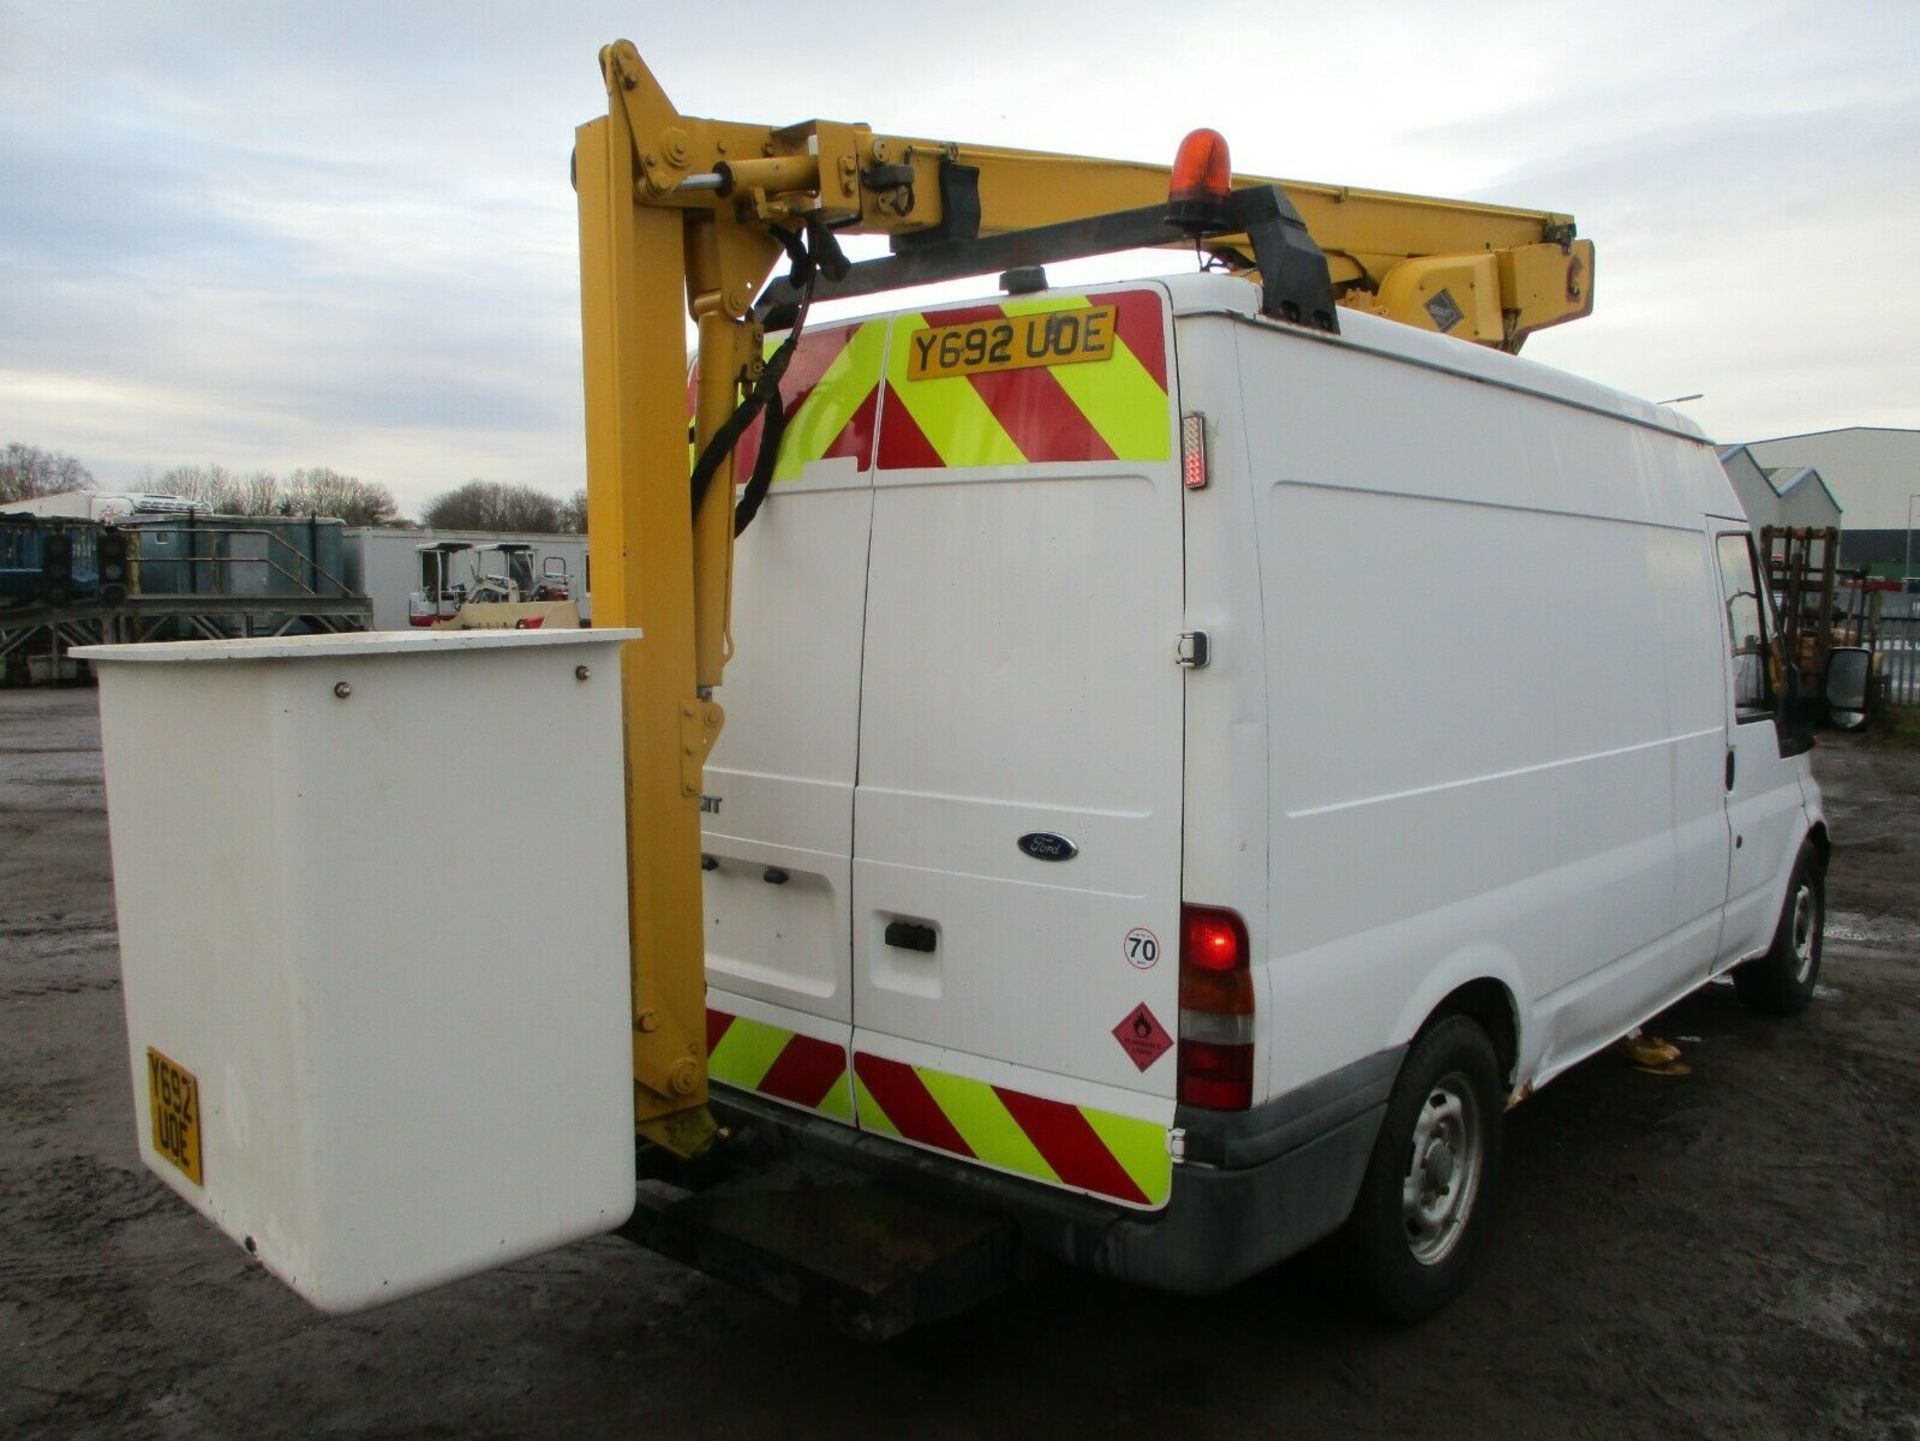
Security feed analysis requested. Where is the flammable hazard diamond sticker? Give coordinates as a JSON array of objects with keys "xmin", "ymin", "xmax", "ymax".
[{"xmin": 1112, "ymin": 1002, "xmax": 1173, "ymax": 1072}]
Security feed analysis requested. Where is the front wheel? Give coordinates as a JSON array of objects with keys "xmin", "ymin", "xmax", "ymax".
[
  {"xmin": 1734, "ymin": 841, "xmax": 1825, "ymax": 1015},
  {"xmin": 1340, "ymin": 1014, "xmax": 1504, "ymax": 1322}
]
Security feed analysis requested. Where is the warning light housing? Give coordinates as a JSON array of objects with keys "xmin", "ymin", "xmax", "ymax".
[
  {"xmin": 1168, "ymin": 128, "xmax": 1233, "ymax": 235},
  {"xmin": 1177, "ymin": 903, "xmax": 1254, "ymax": 1110}
]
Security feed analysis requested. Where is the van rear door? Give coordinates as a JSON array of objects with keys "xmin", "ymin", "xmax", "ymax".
[
  {"xmin": 701, "ymin": 319, "xmax": 886, "ymax": 1123},
  {"xmin": 1710, "ymin": 524, "xmax": 1810, "ymax": 963},
  {"xmin": 848, "ymin": 287, "xmax": 1184, "ymax": 1210}
]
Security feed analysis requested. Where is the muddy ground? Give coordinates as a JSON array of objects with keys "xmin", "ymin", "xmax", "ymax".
[{"xmin": 2, "ymin": 687, "xmax": 1916, "ymax": 1440}]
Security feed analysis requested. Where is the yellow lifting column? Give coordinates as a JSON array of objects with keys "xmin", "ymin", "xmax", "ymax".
[{"xmin": 576, "ymin": 44, "xmax": 777, "ymax": 1156}]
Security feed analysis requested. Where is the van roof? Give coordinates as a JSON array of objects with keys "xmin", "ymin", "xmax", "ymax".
[
  {"xmin": 1155, "ymin": 271, "xmax": 1708, "ymax": 443},
  {"xmin": 806, "ymin": 272, "xmax": 1706, "ymax": 444}
]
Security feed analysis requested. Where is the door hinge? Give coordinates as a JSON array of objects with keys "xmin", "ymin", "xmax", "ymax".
[
  {"xmin": 1168, "ymin": 1126, "xmax": 1187, "ymax": 1163},
  {"xmin": 1176, "ymin": 631, "xmax": 1210, "ymax": 669}
]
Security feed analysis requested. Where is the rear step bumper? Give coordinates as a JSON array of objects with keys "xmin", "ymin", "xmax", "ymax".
[
  {"xmin": 621, "ymin": 1149, "xmax": 1027, "ymax": 1341},
  {"xmin": 688, "ymin": 1044, "xmax": 1400, "ymax": 1299}
]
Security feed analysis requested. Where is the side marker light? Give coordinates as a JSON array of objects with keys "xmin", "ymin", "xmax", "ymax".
[{"xmin": 1182, "ymin": 413, "xmax": 1208, "ymax": 490}]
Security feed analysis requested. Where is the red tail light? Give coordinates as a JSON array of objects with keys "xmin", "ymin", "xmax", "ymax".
[{"xmin": 1177, "ymin": 903, "xmax": 1253, "ymax": 1111}]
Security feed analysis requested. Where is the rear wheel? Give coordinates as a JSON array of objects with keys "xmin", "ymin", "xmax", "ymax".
[
  {"xmin": 1734, "ymin": 842, "xmax": 1824, "ymax": 1015},
  {"xmin": 1340, "ymin": 1014, "xmax": 1503, "ymax": 1322}
]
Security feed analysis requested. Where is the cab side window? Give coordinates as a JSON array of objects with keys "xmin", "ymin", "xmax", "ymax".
[{"xmin": 1715, "ymin": 532, "xmax": 1774, "ymax": 718}]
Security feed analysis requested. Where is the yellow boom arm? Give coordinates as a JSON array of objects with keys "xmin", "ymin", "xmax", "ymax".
[{"xmin": 575, "ymin": 42, "xmax": 1595, "ymax": 1153}]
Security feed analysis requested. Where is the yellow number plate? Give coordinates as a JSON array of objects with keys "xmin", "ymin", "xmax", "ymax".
[
  {"xmin": 905, "ymin": 306, "xmax": 1117, "ymax": 381},
  {"xmin": 146, "ymin": 1047, "xmax": 203, "ymax": 1186}
]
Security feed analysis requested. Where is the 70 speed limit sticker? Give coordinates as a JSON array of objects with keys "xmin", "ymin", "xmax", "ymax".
[{"xmin": 1124, "ymin": 927, "xmax": 1161, "ymax": 970}]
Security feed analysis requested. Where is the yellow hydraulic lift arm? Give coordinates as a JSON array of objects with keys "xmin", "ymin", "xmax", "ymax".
[{"xmin": 575, "ymin": 41, "xmax": 1596, "ymax": 1155}]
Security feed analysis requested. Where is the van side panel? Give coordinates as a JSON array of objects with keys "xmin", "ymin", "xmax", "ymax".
[{"xmin": 1236, "ymin": 324, "xmax": 1733, "ymax": 1093}]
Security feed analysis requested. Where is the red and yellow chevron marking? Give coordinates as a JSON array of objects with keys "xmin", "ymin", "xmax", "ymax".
[
  {"xmin": 719, "ymin": 289, "xmax": 1171, "ymax": 482},
  {"xmin": 705, "ymin": 1008, "xmax": 852, "ymax": 1120},
  {"xmin": 706, "ymin": 1010, "xmax": 1173, "ymax": 1206},
  {"xmin": 852, "ymin": 1051, "xmax": 1173, "ymax": 1208},
  {"xmin": 735, "ymin": 320, "xmax": 886, "ymax": 483},
  {"xmin": 877, "ymin": 289, "xmax": 1171, "ymax": 471}
]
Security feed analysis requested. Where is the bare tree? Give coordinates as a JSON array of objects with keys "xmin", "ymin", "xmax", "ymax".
[
  {"xmin": 284, "ymin": 468, "xmax": 401, "ymax": 527},
  {"xmin": 240, "ymin": 470, "xmax": 283, "ymax": 515},
  {"xmin": 1, "ymin": 443, "xmax": 95, "ymax": 504},
  {"xmin": 421, "ymin": 480, "xmax": 566, "ymax": 533},
  {"xmin": 157, "ymin": 464, "xmax": 251, "ymax": 512},
  {"xmin": 152, "ymin": 463, "xmax": 401, "ymax": 525},
  {"xmin": 561, "ymin": 487, "xmax": 589, "ymax": 534}
]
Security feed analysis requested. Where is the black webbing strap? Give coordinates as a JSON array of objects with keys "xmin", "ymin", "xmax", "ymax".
[
  {"xmin": 731, "ymin": 361, "xmax": 788, "ymax": 536},
  {"xmin": 687, "ymin": 218, "xmax": 849, "ymax": 538},
  {"xmin": 686, "ymin": 328, "xmax": 799, "ymax": 522}
]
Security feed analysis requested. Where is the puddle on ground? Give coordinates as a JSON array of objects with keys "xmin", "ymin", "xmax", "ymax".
[{"xmin": 1825, "ymin": 910, "xmax": 1920, "ymax": 950}]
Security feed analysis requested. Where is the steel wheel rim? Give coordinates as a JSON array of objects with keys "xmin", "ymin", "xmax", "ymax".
[
  {"xmin": 1790, "ymin": 883, "xmax": 1817, "ymax": 986},
  {"xmin": 1402, "ymin": 1071, "xmax": 1483, "ymax": 1267}
]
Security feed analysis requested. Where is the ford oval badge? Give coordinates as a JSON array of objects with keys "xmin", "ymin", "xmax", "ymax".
[{"xmin": 1017, "ymin": 832, "xmax": 1078, "ymax": 862}]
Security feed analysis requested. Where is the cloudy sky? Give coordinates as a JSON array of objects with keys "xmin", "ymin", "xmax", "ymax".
[{"xmin": 3, "ymin": 0, "xmax": 1916, "ymax": 516}]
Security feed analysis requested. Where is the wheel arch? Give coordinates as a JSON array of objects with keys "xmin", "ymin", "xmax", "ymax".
[
  {"xmin": 1388, "ymin": 944, "xmax": 1527, "ymax": 1094},
  {"xmin": 1412, "ymin": 978, "xmax": 1520, "ymax": 1092},
  {"xmin": 1806, "ymin": 820, "xmax": 1831, "ymax": 873}
]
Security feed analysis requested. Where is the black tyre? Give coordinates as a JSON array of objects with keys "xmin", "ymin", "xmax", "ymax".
[
  {"xmin": 1734, "ymin": 841, "xmax": 1824, "ymax": 1015},
  {"xmin": 1340, "ymin": 1014, "xmax": 1504, "ymax": 1323}
]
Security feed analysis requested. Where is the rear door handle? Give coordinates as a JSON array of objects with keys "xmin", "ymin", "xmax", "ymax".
[
  {"xmin": 884, "ymin": 921, "xmax": 936, "ymax": 953},
  {"xmin": 1725, "ymin": 748, "xmax": 1736, "ymax": 792}
]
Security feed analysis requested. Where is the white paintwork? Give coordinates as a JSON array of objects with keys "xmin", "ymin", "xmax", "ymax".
[
  {"xmin": 1162, "ymin": 276, "xmax": 1820, "ymax": 1104},
  {"xmin": 851, "ymin": 455, "xmax": 1185, "ymax": 1127},
  {"xmin": 703, "ymin": 461, "xmax": 871, "ymax": 1040},
  {"xmin": 714, "ymin": 269, "xmax": 1821, "ymax": 1218},
  {"xmin": 78, "ymin": 629, "xmax": 640, "ymax": 1313},
  {"xmin": 704, "ymin": 284, "xmax": 1186, "ymax": 1209}
]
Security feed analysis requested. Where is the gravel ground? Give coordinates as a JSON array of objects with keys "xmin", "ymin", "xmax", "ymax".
[{"xmin": 2, "ymin": 687, "xmax": 1916, "ymax": 1440}]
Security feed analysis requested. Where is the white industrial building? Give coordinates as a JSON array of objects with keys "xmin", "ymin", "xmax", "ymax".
[
  {"xmin": 343, "ymin": 528, "xmax": 591, "ymax": 630},
  {"xmin": 1742, "ymin": 427, "xmax": 1920, "ymax": 575},
  {"xmin": 1718, "ymin": 445, "xmax": 1843, "ymax": 539}
]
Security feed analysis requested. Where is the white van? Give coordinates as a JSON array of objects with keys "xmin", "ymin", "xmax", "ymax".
[{"xmin": 697, "ymin": 272, "xmax": 1827, "ymax": 1318}]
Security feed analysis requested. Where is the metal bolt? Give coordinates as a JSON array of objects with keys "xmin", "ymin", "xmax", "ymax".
[
  {"xmin": 575, "ymin": 664, "xmax": 591, "ymax": 681},
  {"xmin": 635, "ymin": 1008, "xmax": 659, "ymax": 1034},
  {"xmin": 668, "ymin": 1057, "xmax": 701, "ymax": 1095},
  {"xmin": 333, "ymin": 681, "xmax": 351, "ymax": 699}
]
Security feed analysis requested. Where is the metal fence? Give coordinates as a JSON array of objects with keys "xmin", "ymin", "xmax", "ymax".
[{"xmin": 1880, "ymin": 604, "xmax": 1919, "ymax": 708}]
